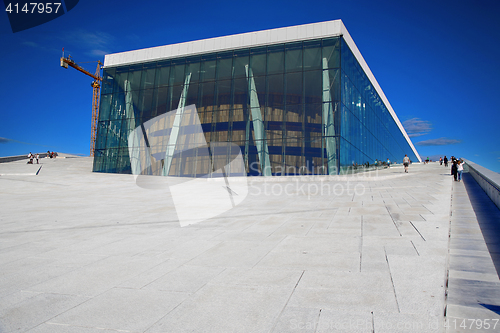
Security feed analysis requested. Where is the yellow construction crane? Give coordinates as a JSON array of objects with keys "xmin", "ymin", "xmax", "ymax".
[{"xmin": 60, "ymin": 50, "xmax": 103, "ymax": 157}]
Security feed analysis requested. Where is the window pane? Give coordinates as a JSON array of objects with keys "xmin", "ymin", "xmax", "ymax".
[
  {"xmin": 285, "ymin": 43, "xmax": 302, "ymax": 72},
  {"xmin": 303, "ymin": 43, "xmax": 321, "ymax": 70},
  {"xmin": 171, "ymin": 62, "xmax": 186, "ymax": 86},
  {"xmin": 217, "ymin": 80, "xmax": 231, "ymax": 108},
  {"xmin": 304, "ymin": 70, "xmax": 322, "ymax": 103},
  {"xmin": 201, "ymin": 59, "xmax": 216, "ymax": 81},
  {"xmin": 140, "ymin": 68, "xmax": 155, "ymax": 90},
  {"xmin": 233, "ymin": 50, "xmax": 249, "ymax": 78},
  {"xmin": 233, "ymin": 78, "xmax": 248, "ymax": 109},
  {"xmin": 268, "ymin": 74, "xmax": 283, "ymax": 106},
  {"xmin": 286, "ymin": 72, "xmax": 302, "ymax": 105},
  {"xmin": 99, "ymin": 94, "xmax": 112, "ymax": 121},
  {"xmin": 322, "ymin": 37, "xmax": 340, "ymax": 69},
  {"xmin": 199, "ymin": 81, "xmax": 215, "ymax": 110},
  {"xmin": 267, "ymin": 45, "xmax": 284, "ymax": 74},
  {"xmin": 250, "ymin": 47, "xmax": 266, "ymax": 76},
  {"xmin": 217, "ymin": 53, "xmax": 233, "ymax": 80},
  {"xmin": 127, "ymin": 65, "xmax": 142, "ymax": 91},
  {"xmin": 186, "ymin": 59, "xmax": 201, "ymax": 83},
  {"xmin": 155, "ymin": 63, "xmax": 170, "ymax": 87},
  {"xmin": 101, "ymin": 68, "xmax": 115, "ymax": 95}
]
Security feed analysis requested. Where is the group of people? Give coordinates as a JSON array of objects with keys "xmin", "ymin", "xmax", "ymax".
[
  {"xmin": 27, "ymin": 151, "xmax": 57, "ymax": 164},
  {"xmin": 46, "ymin": 151, "xmax": 57, "ymax": 159},
  {"xmin": 441, "ymin": 155, "xmax": 464, "ymax": 181},
  {"xmin": 401, "ymin": 154, "xmax": 464, "ymax": 181},
  {"xmin": 27, "ymin": 152, "xmax": 39, "ymax": 164}
]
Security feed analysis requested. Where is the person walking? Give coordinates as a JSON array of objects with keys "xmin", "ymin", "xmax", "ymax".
[
  {"xmin": 457, "ymin": 160, "xmax": 464, "ymax": 181},
  {"xmin": 403, "ymin": 154, "xmax": 410, "ymax": 173},
  {"xmin": 444, "ymin": 156, "xmax": 448, "ymax": 167},
  {"xmin": 35, "ymin": 153, "xmax": 39, "ymax": 164},
  {"xmin": 451, "ymin": 160, "xmax": 458, "ymax": 181}
]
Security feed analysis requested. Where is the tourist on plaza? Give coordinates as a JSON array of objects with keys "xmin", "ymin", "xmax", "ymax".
[
  {"xmin": 439, "ymin": 157, "xmax": 443, "ymax": 165},
  {"xmin": 425, "ymin": 157, "xmax": 430, "ymax": 164},
  {"xmin": 35, "ymin": 153, "xmax": 39, "ymax": 164},
  {"xmin": 27, "ymin": 152, "xmax": 33, "ymax": 164},
  {"xmin": 457, "ymin": 160, "xmax": 464, "ymax": 181},
  {"xmin": 451, "ymin": 160, "xmax": 458, "ymax": 181},
  {"xmin": 444, "ymin": 156, "xmax": 448, "ymax": 167},
  {"xmin": 403, "ymin": 154, "xmax": 410, "ymax": 173},
  {"xmin": 386, "ymin": 158, "xmax": 391, "ymax": 168}
]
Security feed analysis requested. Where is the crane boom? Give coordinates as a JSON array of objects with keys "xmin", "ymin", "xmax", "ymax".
[{"xmin": 60, "ymin": 55, "xmax": 103, "ymax": 157}]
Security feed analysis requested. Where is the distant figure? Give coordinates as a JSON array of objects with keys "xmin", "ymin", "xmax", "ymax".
[
  {"xmin": 439, "ymin": 157, "xmax": 443, "ymax": 166},
  {"xmin": 444, "ymin": 156, "xmax": 448, "ymax": 167},
  {"xmin": 27, "ymin": 152, "xmax": 33, "ymax": 164},
  {"xmin": 47, "ymin": 150, "xmax": 50, "ymax": 158},
  {"xmin": 451, "ymin": 160, "xmax": 458, "ymax": 181},
  {"xmin": 35, "ymin": 153, "xmax": 39, "ymax": 164},
  {"xmin": 425, "ymin": 157, "xmax": 430, "ymax": 164},
  {"xmin": 457, "ymin": 160, "xmax": 464, "ymax": 182},
  {"xmin": 403, "ymin": 154, "xmax": 410, "ymax": 173},
  {"xmin": 386, "ymin": 158, "xmax": 391, "ymax": 168}
]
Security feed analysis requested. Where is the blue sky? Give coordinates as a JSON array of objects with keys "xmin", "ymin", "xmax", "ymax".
[{"xmin": 1, "ymin": 0, "xmax": 499, "ymax": 172}]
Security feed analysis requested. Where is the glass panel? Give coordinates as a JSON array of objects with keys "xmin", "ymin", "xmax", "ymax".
[
  {"xmin": 304, "ymin": 103, "xmax": 322, "ymax": 125},
  {"xmin": 155, "ymin": 62, "xmax": 170, "ymax": 87},
  {"xmin": 267, "ymin": 45, "xmax": 284, "ymax": 74},
  {"xmin": 154, "ymin": 86, "xmax": 169, "ymax": 116},
  {"xmin": 233, "ymin": 50, "xmax": 249, "ymax": 78},
  {"xmin": 267, "ymin": 74, "xmax": 283, "ymax": 107},
  {"xmin": 95, "ymin": 121, "xmax": 108, "ymax": 150},
  {"xmin": 199, "ymin": 81, "xmax": 215, "ymax": 111},
  {"xmin": 285, "ymin": 72, "xmax": 302, "ymax": 105},
  {"xmin": 140, "ymin": 67, "xmax": 155, "ymax": 90},
  {"xmin": 186, "ymin": 56, "xmax": 201, "ymax": 82},
  {"xmin": 127, "ymin": 65, "xmax": 142, "ymax": 91},
  {"xmin": 304, "ymin": 70, "xmax": 322, "ymax": 104},
  {"xmin": 99, "ymin": 94, "xmax": 112, "ymax": 121},
  {"xmin": 109, "ymin": 92, "xmax": 125, "ymax": 120},
  {"xmin": 139, "ymin": 89, "xmax": 154, "ymax": 121},
  {"xmin": 170, "ymin": 60, "xmax": 186, "ymax": 85},
  {"xmin": 322, "ymin": 37, "xmax": 340, "ymax": 69},
  {"xmin": 303, "ymin": 41, "xmax": 321, "ymax": 70},
  {"xmin": 286, "ymin": 104, "xmax": 303, "ymax": 124},
  {"xmin": 113, "ymin": 68, "xmax": 128, "ymax": 93},
  {"xmin": 170, "ymin": 85, "xmax": 183, "ymax": 110},
  {"xmin": 250, "ymin": 47, "xmax": 266, "ymax": 76},
  {"xmin": 217, "ymin": 52, "xmax": 233, "ymax": 80},
  {"xmin": 285, "ymin": 43, "xmax": 302, "ymax": 72},
  {"xmin": 185, "ymin": 83, "xmax": 199, "ymax": 106},
  {"xmin": 217, "ymin": 80, "xmax": 232, "ymax": 110},
  {"xmin": 233, "ymin": 78, "xmax": 248, "ymax": 109},
  {"xmin": 101, "ymin": 68, "xmax": 115, "ymax": 95},
  {"xmin": 201, "ymin": 58, "xmax": 216, "ymax": 81}
]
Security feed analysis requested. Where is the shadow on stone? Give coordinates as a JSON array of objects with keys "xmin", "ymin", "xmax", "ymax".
[
  {"xmin": 479, "ymin": 303, "xmax": 500, "ymax": 315},
  {"xmin": 463, "ymin": 172, "xmax": 500, "ymax": 278}
]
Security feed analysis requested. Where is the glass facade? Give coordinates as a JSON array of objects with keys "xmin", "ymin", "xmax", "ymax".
[{"xmin": 93, "ymin": 36, "xmax": 418, "ymax": 176}]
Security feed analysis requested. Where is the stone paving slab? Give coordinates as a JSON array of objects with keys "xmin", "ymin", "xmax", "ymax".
[{"xmin": 0, "ymin": 159, "xmax": 498, "ymax": 332}]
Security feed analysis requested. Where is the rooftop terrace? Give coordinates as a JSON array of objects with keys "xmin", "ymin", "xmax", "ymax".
[{"xmin": 0, "ymin": 157, "xmax": 499, "ymax": 332}]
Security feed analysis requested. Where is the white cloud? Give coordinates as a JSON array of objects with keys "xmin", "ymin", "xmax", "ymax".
[
  {"xmin": 416, "ymin": 137, "xmax": 461, "ymax": 146},
  {"xmin": 403, "ymin": 118, "xmax": 432, "ymax": 137}
]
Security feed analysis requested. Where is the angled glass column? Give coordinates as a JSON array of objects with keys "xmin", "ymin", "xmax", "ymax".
[
  {"xmin": 125, "ymin": 80, "xmax": 153, "ymax": 175},
  {"xmin": 162, "ymin": 73, "xmax": 192, "ymax": 176},
  {"xmin": 245, "ymin": 65, "xmax": 271, "ymax": 176},
  {"xmin": 322, "ymin": 58, "xmax": 338, "ymax": 175}
]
